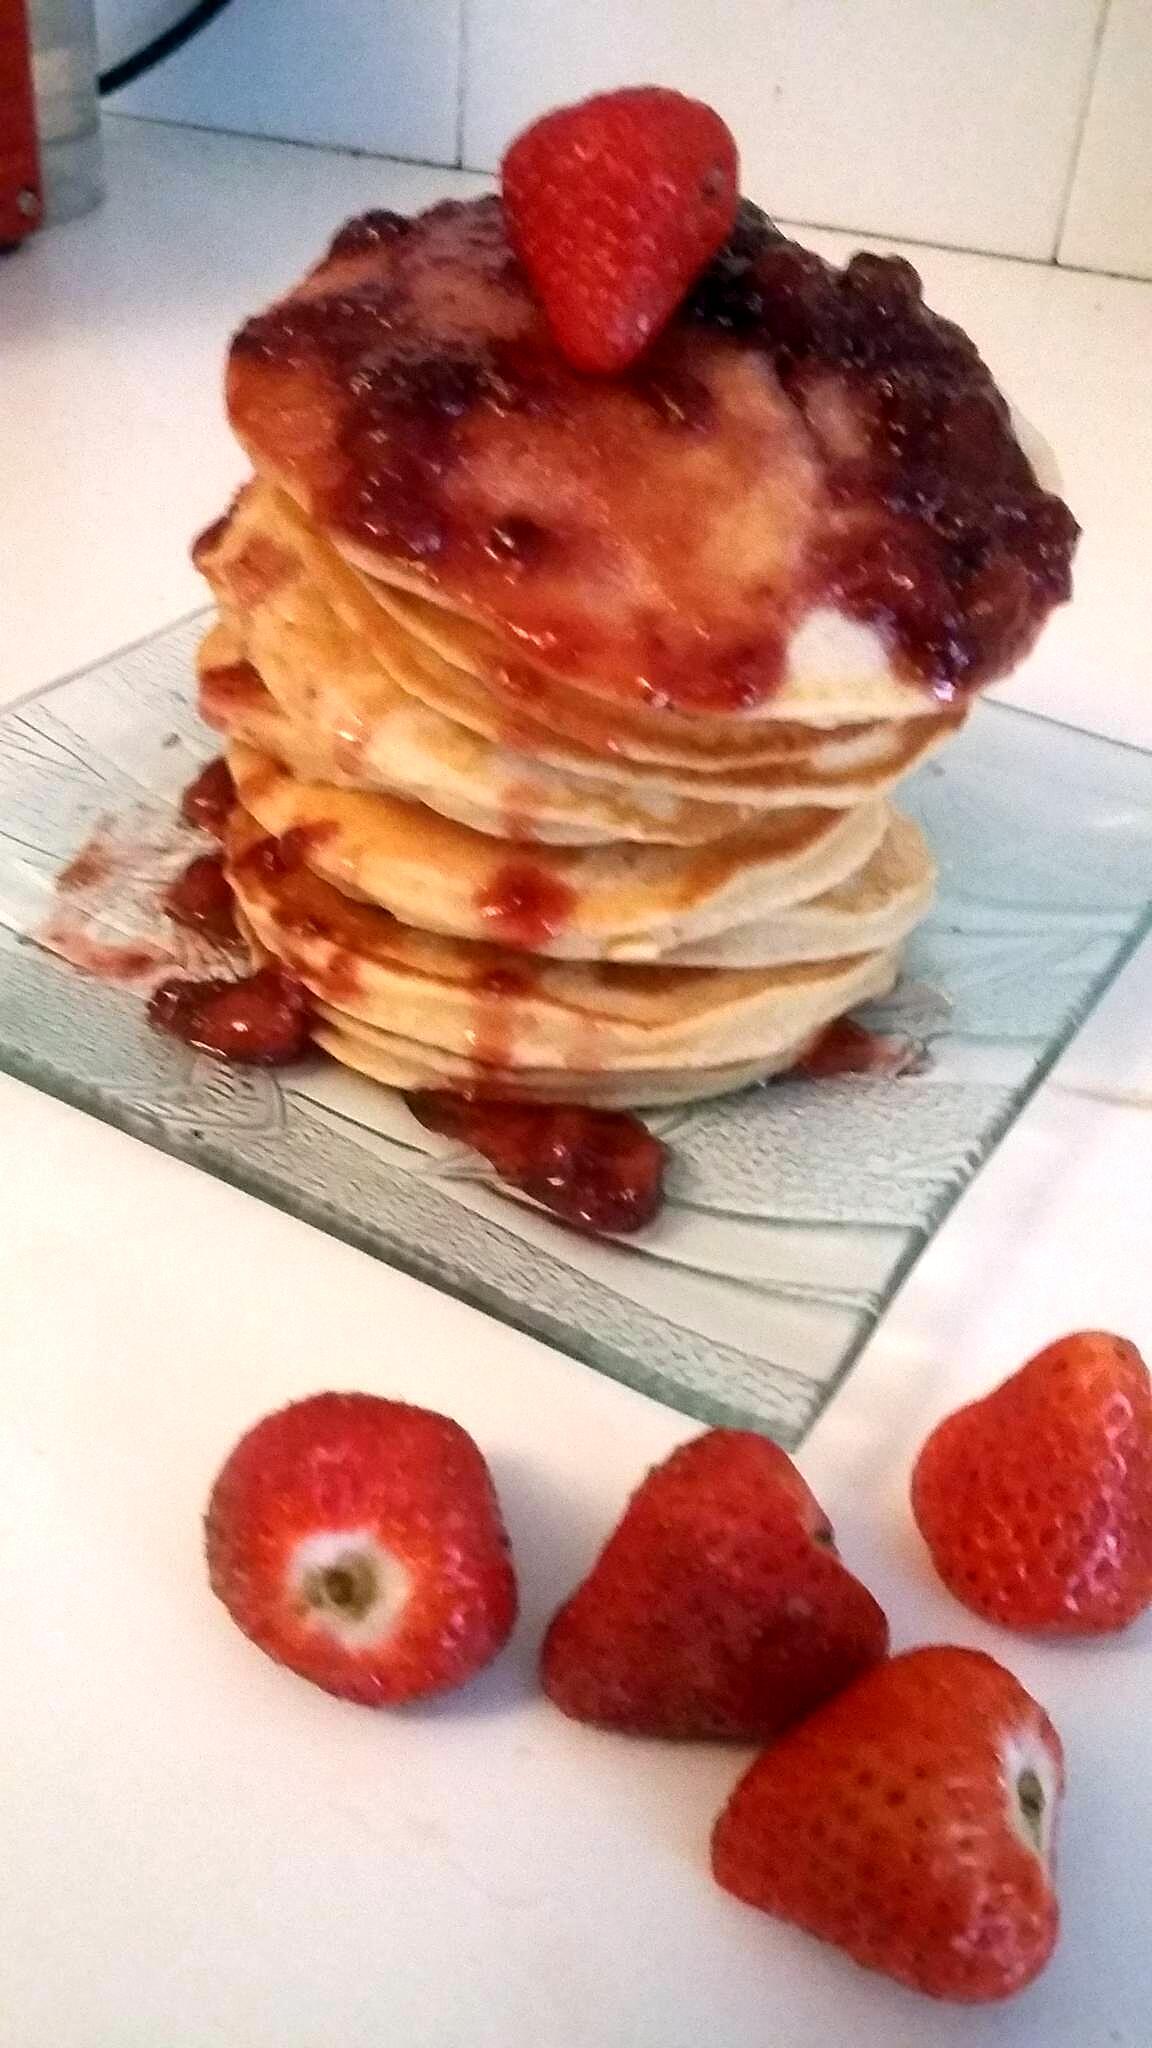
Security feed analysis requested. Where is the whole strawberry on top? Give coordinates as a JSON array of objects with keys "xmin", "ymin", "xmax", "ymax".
[
  {"xmin": 912, "ymin": 1331, "xmax": 1152, "ymax": 1633},
  {"xmin": 712, "ymin": 1646, "xmax": 1063, "ymax": 2003},
  {"xmin": 502, "ymin": 86, "xmax": 739, "ymax": 374},
  {"xmin": 541, "ymin": 1428, "xmax": 888, "ymax": 1739},
  {"xmin": 205, "ymin": 1393, "xmax": 517, "ymax": 1704}
]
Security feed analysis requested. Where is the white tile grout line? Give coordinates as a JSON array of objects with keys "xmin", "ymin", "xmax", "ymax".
[
  {"xmin": 102, "ymin": 111, "xmax": 1152, "ymax": 288},
  {"xmin": 103, "ymin": 108, "xmax": 484, "ymax": 181},
  {"xmin": 454, "ymin": 0, "xmax": 468, "ymax": 170},
  {"xmin": 1052, "ymin": 0, "xmax": 1116, "ymax": 262}
]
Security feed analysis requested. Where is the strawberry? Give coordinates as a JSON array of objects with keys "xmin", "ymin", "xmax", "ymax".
[
  {"xmin": 540, "ymin": 1429, "xmax": 888, "ymax": 1739},
  {"xmin": 205, "ymin": 1394, "xmax": 518, "ymax": 1704},
  {"xmin": 712, "ymin": 1645, "xmax": 1063, "ymax": 2003},
  {"xmin": 912, "ymin": 1331, "xmax": 1152, "ymax": 1634},
  {"xmin": 502, "ymin": 86, "xmax": 740, "ymax": 374}
]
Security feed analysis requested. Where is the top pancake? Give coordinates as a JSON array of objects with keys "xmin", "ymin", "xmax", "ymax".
[{"xmin": 227, "ymin": 196, "xmax": 1077, "ymax": 718}]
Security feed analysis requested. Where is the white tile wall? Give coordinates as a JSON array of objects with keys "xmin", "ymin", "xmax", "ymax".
[
  {"xmin": 96, "ymin": 1, "xmax": 199, "ymax": 75},
  {"xmin": 462, "ymin": 0, "xmax": 1106, "ymax": 260},
  {"xmin": 107, "ymin": 0, "xmax": 462, "ymax": 168},
  {"xmin": 96, "ymin": 0, "xmax": 1152, "ymax": 276},
  {"xmin": 1059, "ymin": 0, "xmax": 1152, "ymax": 279}
]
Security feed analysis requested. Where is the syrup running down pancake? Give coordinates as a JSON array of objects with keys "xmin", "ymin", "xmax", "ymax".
[
  {"xmin": 226, "ymin": 806, "xmax": 911, "ymax": 1082},
  {"xmin": 225, "ymin": 741, "xmax": 899, "ymax": 962}
]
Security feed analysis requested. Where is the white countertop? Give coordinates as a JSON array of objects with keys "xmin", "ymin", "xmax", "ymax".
[{"xmin": 2, "ymin": 117, "xmax": 1150, "ymax": 2048}]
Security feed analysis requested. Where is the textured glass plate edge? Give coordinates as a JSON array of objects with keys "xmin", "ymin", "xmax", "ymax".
[
  {"xmin": 803, "ymin": 694, "xmax": 1152, "ymax": 1439},
  {"xmin": 803, "ymin": 891, "xmax": 1152, "ymax": 1436},
  {"xmin": 2, "ymin": 615, "xmax": 1151, "ymax": 1449},
  {"xmin": 0, "ymin": 1004, "xmax": 818, "ymax": 1440}
]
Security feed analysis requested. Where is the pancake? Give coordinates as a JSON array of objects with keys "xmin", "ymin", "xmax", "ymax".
[
  {"xmin": 196, "ymin": 483, "xmax": 966, "ymax": 798},
  {"xmin": 364, "ymin": 582, "xmax": 966, "ymax": 797},
  {"xmin": 226, "ymin": 195, "xmax": 1076, "ymax": 716},
  {"xmin": 226, "ymin": 743, "xmax": 893, "ymax": 962},
  {"xmin": 310, "ymin": 1013, "xmax": 817, "ymax": 1109},
  {"xmin": 224, "ymin": 811, "xmax": 897, "ymax": 1105},
  {"xmin": 228, "ymin": 790, "xmax": 926, "ymax": 999},
  {"xmin": 654, "ymin": 812, "xmax": 934, "ymax": 968},
  {"xmin": 196, "ymin": 618, "xmax": 761, "ymax": 849},
  {"xmin": 192, "ymin": 177, "xmax": 1074, "ymax": 1120}
]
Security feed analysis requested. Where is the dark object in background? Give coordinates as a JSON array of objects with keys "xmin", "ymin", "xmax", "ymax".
[
  {"xmin": 98, "ymin": 0, "xmax": 235, "ymax": 94},
  {"xmin": 0, "ymin": 0, "xmax": 42, "ymax": 246}
]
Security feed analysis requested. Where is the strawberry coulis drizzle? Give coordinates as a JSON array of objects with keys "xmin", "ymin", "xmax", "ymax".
[
  {"xmin": 230, "ymin": 198, "xmax": 1077, "ymax": 714},
  {"xmin": 180, "ymin": 756, "xmax": 237, "ymax": 839},
  {"xmin": 37, "ymin": 917, "xmax": 175, "ymax": 987},
  {"xmin": 147, "ymin": 797, "xmax": 321, "ymax": 1065},
  {"xmin": 163, "ymin": 853, "xmax": 241, "ymax": 944},
  {"xmin": 473, "ymin": 859, "xmax": 577, "ymax": 951},
  {"xmin": 196, "ymin": 656, "xmax": 271, "ymax": 738},
  {"xmin": 797, "ymin": 1017, "xmax": 927, "ymax": 1079},
  {"xmin": 148, "ymin": 965, "xmax": 312, "ymax": 1065},
  {"xmin": 406, "ymin": 1091, "xmax": 666, "ymax": 1236},
  {"xmin": 39, "ymin": 815, "xmax": 182, "ymax": 987}
]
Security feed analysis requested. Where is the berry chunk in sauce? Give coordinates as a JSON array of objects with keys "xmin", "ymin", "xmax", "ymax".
[
  {"xmin": 407, "ymin": 1093, "xmax": 666, "ymax": 1235},
  {"xmin": 163, "ymin": 854, "xmax": 240, "ymax": 943},
  {"xmin": 797, "ymin": 1017, "xmax": 925, "ymax": 1079},
  {"xmin": 180, "ymin": 757, "xmax": 236, "ymax": 840},
  {"xmin": 149, "ymin": 966, "xmax": 310, "ymax": 1064}
]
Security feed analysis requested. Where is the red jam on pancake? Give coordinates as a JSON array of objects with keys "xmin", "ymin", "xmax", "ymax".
[{"xmin": 228, "ymin": 198, "xmax": 1076, "ymax": 714}]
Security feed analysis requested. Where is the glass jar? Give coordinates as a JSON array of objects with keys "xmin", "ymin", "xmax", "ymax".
[{"xmin": 29, "ymin": 0, "xmax": 104, "ymax": 223}]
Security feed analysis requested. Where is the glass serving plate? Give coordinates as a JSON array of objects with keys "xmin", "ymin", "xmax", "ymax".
[{"xmin": 2, "ymin": 615, "xmax": 1150, "ymax": 1446}]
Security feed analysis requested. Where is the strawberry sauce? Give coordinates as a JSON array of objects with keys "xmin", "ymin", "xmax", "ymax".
[
  {"xmin": 149, "ymin": 966, "xmax": 311, "ymax": 1064},
  {"xmin": 474, "ymin": 861, "xmax": 577, "ymax": 951},
  {"xmin": 180, "ymin": 757, "xmax": 236, "ymax": 839},
  {"xmin": 797, "ymin": 1018, "xmax": 926, "ymax": 1079},
  {"xmin": 57, "ymin": 839, "xmax": 115, "ymax": 894},
  {"xmin": 682, "ymin": 212, "xmax": 1079, "ymax": 705},
  {"xmin": 38, "ymin": 919, "xmax": 174, "ymax": 987},
  {"xmin": 463, "ymin": 963, "xmax": 533, "ymax": 1076},
  {"xmin": 231, "ymin": 196, "xmax": 1077, "ymax": 713},
  {"xmin": 407, "ymin": 1092, "xmax": 666, "ymax": 1235},
  {"xmin": 163, "ymin": 854, "xmax": 240, "ymax": 944},
  {"xmin": 40, "ymin": 816, "xmax": 181, "ymax": 986},
  {"xmin": 197, "ymin": 657, "xmax": 267, "ymax": 729},
  {"xmin": 232, "ymin": 825, "xmax": 335, "ymax": 883}
]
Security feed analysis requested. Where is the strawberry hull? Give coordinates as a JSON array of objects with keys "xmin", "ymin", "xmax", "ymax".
[{"xmin": 205, "ymin": 1393, "xmax": 518, "ymax": 1705}]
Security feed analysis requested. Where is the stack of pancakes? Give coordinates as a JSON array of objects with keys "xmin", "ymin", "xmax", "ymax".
[{"xmin": 192, "ymin": 196, "xmax": 1074, "ymax": 1108}]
